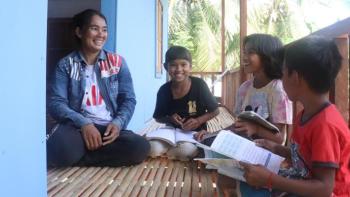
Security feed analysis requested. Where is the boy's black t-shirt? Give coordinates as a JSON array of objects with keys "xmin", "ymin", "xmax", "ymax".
[{"xmin": 153, "ymin": 76, "xmax": 218, "ymax": 130}]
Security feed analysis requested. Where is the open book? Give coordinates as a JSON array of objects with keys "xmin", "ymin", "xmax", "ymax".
[
  {"xmin": 145, "ymin": 126, "xmax": 197, "ymax": 146},
  {"xmin": 195, "ymin": 130, "xmax": 285, "ymax": 182},
  {"xmin": 238, "ymin": 111, "xmax": 279, "ymax": 133}
]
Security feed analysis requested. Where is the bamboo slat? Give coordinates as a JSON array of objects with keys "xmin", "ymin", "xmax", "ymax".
[
  {"xmin": 101, "ymin": 166, "xmax": 131, "ymax": 196},
  {"xmin": 90, "ymin": 168, "xmax": 122, "ymax": 197},
  {"xmin": 200, "ymin": 165, "xmax": 214, "ymax": 197},
  {"xmin": 120, "ymin": 162, "xmax": 149, "ymax": 197},
  {"xmin": 49, "ymin": 167, "xmax": 93, "ymax": 197},
  {"xmin": 165, "ymin": 161, "xmax": 181, "ymax": 197},
  {"xmin": 47, "ymin": 167, "xmax": 79, "ymax": 186},
  {"xmin": 146, "ymin": 159, "xmax": 168, "ymax": 197},
  {"xmin": 137, "ymin": 160, "xmax": 159, "ymax": 197},
  {"xmin": 128, "ymin": 160, "xmax": 154, "ymax": 197},
  {"xmin": 78, "ymin": 167, "xmax": 110, "ymax": 197},
  {"xmin": 191, "ymin": 162, "xmax": 201, "ymax": 197},
  {"xmin": 173, "ymin": 162, "xmax": 185, "ymax": 197},
  {"xmin": 181, "ymin": 162, "xmax": 192, "ymax": 197},
  {"xmin": 156, "ymin": 159, "xmax": 175, "ymax": 196}
]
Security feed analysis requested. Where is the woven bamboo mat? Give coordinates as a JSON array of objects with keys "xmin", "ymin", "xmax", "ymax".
[{"xmin": 47, "ymin": 158, "xmax": 220, "ymax": 197}]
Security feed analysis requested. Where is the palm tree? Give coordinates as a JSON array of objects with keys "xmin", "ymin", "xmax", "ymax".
[
  {"xmin": 169, "ymin": 0, "xmax": 238, "ymax": 72},
  {"xmin": 247, "ymin": 0, "xmax": 309, "ymax": 43},
  {"xmin": 169, "ymin": 0, "xmax": 348, "ymax": 72}
]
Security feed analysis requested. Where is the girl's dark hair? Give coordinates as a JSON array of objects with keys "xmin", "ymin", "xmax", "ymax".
[
  {"xmin": 72, "ymin": 9, "xmax": 107, "ymax": 46},
  {"xmin": 164, "ymin": 46, "xmax": 192, "ymax": 70},
  {"xmin": 244, "ymin": 34, "xmax": 284, "ymax": 79},
  {"xmin": 284, "ymin": 36, "xmax": 342, "ymax": 94}
]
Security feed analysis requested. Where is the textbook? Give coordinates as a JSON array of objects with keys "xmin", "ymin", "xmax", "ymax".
[
  {"xmin": 145, "ymin": 126, "xmax": 197, "ymax": 146},
  {"xmin": 237, "ymin": 111, "xmax": 279, "ymax": 133},
  {"xmin": 197, "ymin": 110, "xmax": 278, "ymax": 142},
  {"xmin": 195, "ymin": 130, "xmax": 284, "ymax": 182}
]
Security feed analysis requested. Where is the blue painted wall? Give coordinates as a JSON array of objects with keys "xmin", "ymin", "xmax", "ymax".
[
  {"xmin": 101, "ymin": 0, "xmax": 117, "ymax": 52},
  {"xmin": 115, "ymin": 0, "xmax": 168, "ymax": 132},
  {"xmin": 0, "ymin": 1, "xmax": 47, "ymax": 196}
]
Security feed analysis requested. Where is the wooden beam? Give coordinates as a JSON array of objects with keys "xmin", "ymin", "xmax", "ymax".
[{"xmin": 311, "ymin": 17, "xmax": 350, "ymax": 38}]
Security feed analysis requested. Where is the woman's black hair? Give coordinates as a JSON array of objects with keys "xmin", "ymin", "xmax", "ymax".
[
  {"xmin": 243, "ymin": 34, "xmax": 284, "ymax": 79},
  {"xmin": 72, "ymin": 9, "xmax": 107, "ymax": 47},
  {"xmin": 164, "ymin": 46, "xmax": 192, "ymax": 70},
  {"xmin": 284, "ymin": 36, "xmax": 342, "ymax": 94}
]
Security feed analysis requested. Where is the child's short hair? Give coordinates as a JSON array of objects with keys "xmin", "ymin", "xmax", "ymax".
[
  {"xmin": 244, "ymin": 34, "xmax": 284, "ymax": 79},
  {"xmin": 164, "ymin": 46, "xmax": 192, "ymax": 70},
  {"xmin": 284, "ymin": 36, "xmax": 342, "ymax": 94}
]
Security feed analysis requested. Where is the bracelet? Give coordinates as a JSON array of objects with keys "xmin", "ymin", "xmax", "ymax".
[{"xmin": 266, "ymin": 172, "xmax": 273, "ymax": 191}]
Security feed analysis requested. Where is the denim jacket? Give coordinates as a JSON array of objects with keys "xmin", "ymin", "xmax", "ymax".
[{"xmin": 48, "ymin": 50, "xmax": 136, "ymax": 129}]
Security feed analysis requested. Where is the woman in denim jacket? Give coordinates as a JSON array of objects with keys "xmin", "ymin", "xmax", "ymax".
[{"xmin": 47, "ymin": 9, "xmax": 150, "ymax": 167}]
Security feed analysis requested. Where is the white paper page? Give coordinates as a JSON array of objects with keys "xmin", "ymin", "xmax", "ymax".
[
  {"xmin": 196, "ymin": 143, "xmax": 229, "ymax": 159},
  {"xmin": 174, "ymin": 129, "xmax": 197, "ymax": 144},
  {"xmin": 196, "ymin": 143, "xmax": 229, "ymax": 170},
  {"xmin": 145, "ymin": 128, "xmax": 176, "ymax": 145},
  {"xmin": 265, "ymin": 152, "xmax": 285, "ymax": 174},
  {"xmin": 236, "ymin": 145, "xmax": 270, "ymax": 165},
  {"xmin": 211, "ymin": 130, "xmax": 284, "ymax": 172},
  {"xmin": 211, "ymin": 130, "xmax": 253, "ymax": 159}
]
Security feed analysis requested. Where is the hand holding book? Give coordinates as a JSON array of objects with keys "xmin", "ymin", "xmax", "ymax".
[
  {"xmin": 254, "ymin": 139, "xmax": 279, "ymax": 153},
  {"xmin": 195, "ymin": 130, "xmax": 285, "ymax": 182},
  {"xmin": 239, "ymin": 160, "xmax": 273, "ymax": 189},
  {"xmin": 236, "ymin": 111, "xmax": 280, "ymax": 134},
  {"xmin": 234, "ymin": 119, "xmax": 260, "ymax": 138}
]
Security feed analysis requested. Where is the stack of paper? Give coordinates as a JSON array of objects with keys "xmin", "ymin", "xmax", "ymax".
[{"xmin": 195, "ymin": 130, "xmax": 284, "ymax": 181}]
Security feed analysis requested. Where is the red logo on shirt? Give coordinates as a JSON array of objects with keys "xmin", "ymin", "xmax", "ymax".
[
  {"xmin": 86, "ymin": 85, "xmax": 103, "ymax": 106},
  {"xmin": 99, "ymin": 54, "xmax": 122, "ymax": 77}
]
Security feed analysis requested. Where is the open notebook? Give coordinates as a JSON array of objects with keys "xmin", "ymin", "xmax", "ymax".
[
  {"xmin": 145, "ymin": 126, "xmax": 197, "ymax": 146},
  {"xmin": 195, "ymin": 130, "xmax": 284, "ymax": 182}
]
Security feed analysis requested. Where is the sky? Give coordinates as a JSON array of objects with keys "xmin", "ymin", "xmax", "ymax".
[{"xmin": 300, "ymin": 0, "xmax": 350, "ymax": 30}]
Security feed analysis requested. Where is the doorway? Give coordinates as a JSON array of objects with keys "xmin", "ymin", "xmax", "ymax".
[{"xmin": 46, "ymin": 0, "xmax": 101, "ymax": 132}]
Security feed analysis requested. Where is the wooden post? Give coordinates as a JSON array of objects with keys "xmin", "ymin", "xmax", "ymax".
[
  {"xmin": 222, "ymin": 0, "xmax": 247, "ymax": 109},
  {"xmin": 239, "ymin": 0, "xmax": 247, "ymax": 84},
  {"xmin": 334, "ymin": 35, "xmax": 349, "ymax": 124},
  {"xmin": 221, "ymin": 0, "xmax": 226, "ymax": 105}
]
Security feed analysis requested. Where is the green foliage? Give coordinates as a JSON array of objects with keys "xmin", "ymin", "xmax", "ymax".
[
  {"xmin": 169, "ymin": 0, "xmax": 225, "ymax": 72},
  {"xmin": 247, "ymin": 0, "xmax": 306, "ymax": 44},
  {"xmin": 169, "ymin": 0, "xmax": 347, "ymax": 72}
]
